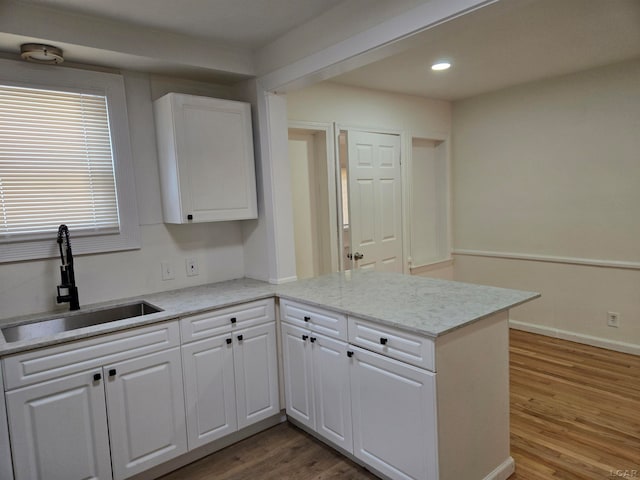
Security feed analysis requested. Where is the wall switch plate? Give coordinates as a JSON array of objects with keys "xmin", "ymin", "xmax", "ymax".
[
  {"xmin": 186, "ymin": 258, "xmax": 199, "ymax": 277},
  {"xmin": 161, "ymin": 262, "xmax": 174, "ymax": 280},
  {"xmin": 607, "ymin": 311, "xmax": 620, "ymax": 328}
]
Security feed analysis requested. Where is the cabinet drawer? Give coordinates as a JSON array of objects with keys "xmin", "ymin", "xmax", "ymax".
[
  {"xmin": 280, "ymin": 299, "xmax": 347, "ymax": 341},
  {"xmin": 2, "ymin": 321, "xmax": 180, "ymax": 390},
  {"xmin": 180, "ymin": 299, "xmax": 275, "ymax": 343},
  {"xmin": 348, "ymin": 317, "xmax": 435, "ymax": 371}
]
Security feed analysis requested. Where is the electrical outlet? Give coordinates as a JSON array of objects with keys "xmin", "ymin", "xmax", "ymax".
[
  {"xmin": 161, "ymin": 262, "xmax": 174, "ymax": 281},
  {"xmin": 186, "ymin": 258, "xmax": 199, "ymax": 277},
  {"xmin": 607, "ymin": 311, "xmax": 620, "ymax": 328}
]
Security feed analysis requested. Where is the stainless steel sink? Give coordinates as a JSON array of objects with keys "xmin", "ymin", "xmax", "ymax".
[{"xmin": 1, "ymin": 301, "xmax": 163, "ymax": 343}]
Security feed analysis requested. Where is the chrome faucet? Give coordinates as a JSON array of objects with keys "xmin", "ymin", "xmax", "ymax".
[{"xmin": 56, "ymin": 224, "xmax": 80, "ymax": 311}]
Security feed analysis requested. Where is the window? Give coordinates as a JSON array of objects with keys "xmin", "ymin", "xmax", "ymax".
[
  {"xmin": 0, "ymin": 85, "xmax": 119, "ymax": 237},
  {"xmin": 0, "ymin": 59, "xmax": 139, "ymax": 262}
]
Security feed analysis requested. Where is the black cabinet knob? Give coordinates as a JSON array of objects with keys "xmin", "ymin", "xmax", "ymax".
[
  {"xmin": 226, "ymin": 338, "xmax": 232, "ymax": 345},
  {"xmin": 187, "ymin": 214, "xmax": 193, "ymax": 220},
  {"xmin": 230, "ymin": 317, "xmax": 237, "ymax": 324},
  {"xmin": 347, "ymin": 351, "xmax": 354, "ymax": 358},
  {"xmin": 302, "ymin": 335, "xmax": 309, "ymax": 341},
  {"xmin": 303, "ymin": 316, "xmax": 310, "ymax": 322},
  {"xmin": 380, "ymin": 337, "xmax": 388, "ymax": 345},
  {"xmin": 310, "ymin": 337, "xmax": 316, "ymax": 343},
  {"xmin": 93, "ymin": 373, "xmax": 102, "ymax": 382},
  {"xmin": 108, "ymin": 369, "xmax": 117, "ymax": 377},
  {"xmin": 237, "ymin": 334, "xmax": 243, "ymax": 341}
]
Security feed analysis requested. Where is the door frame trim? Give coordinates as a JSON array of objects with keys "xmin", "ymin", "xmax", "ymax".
[{"xmin": 288, "ymin": 121, "xmax": 339, "ymax": 273}]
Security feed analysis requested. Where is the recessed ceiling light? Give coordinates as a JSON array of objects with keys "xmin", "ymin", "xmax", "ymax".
[
  {"xmin": 20, "ymin": 43, "xmax": 64, "ymax": 65},
  {"xmin": 431, "ymin": 62, "xmax": 451, "ymax": 71}
]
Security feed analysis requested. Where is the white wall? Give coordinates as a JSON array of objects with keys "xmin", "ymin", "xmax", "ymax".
[
  {"xmin": 452, "ymin": 58, "xmax": 640, "ymax": 352},
  {"xmin": 287, "ymin": 81, "xmax": 453, "ymax": 279},
  {"xmin": 287, "ymin": 82, "xmax": 450, "ymax": 137},
  {"xmin": 0, "ymin": 66, "xmax": 247, "ymax": 321}
]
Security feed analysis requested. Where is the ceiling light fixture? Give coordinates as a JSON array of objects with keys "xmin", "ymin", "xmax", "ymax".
[
  {"xmin": 431, "ymin": 61, "xmax": 451, "ymax": 71},
  {"xmin": 20, "ymin": 43, "xmax": 64, "ymax": 65}
]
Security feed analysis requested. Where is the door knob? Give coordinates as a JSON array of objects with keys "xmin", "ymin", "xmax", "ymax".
[{"xmin": 353, "ymin": 252, "xmax": 364, "ymax": 260}]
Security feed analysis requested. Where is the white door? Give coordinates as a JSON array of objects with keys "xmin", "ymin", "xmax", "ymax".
[
  {"xmin": 233, "ymin": 322, "xmax": 280, "ymax": 429},
  {"xmin": 281, "ymin": 322, "xmax": 315, "ymax": 429},
  {"xmin": 182, "ymin": 333, "xmax": 238, "ymax": 450},
  {"xmin": 5, "ymin": 370, "xmax": 112, "ymax": 480},
  {"xmin": 347, "ymin": 130, "xmax": 403, "ymax": 272},
  {"xmin": 105, "ymin": 348, "xmax": 188, "ymax": 480},
  {"xmin": 350, "ymin": 346, "xmax": 438, "ymax": 480},
  {"xmin": 312, "ymin": 333, "xmax": 353, "ymax": 453}
]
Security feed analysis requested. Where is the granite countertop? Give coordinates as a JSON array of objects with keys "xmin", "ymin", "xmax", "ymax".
[
  {"xmin": 0, "ymin": 272, "xmax": 539, "ymax": 356},
  {"xmin": 276, "ymin": 271, "xmax": 539, "ymax": 336}
]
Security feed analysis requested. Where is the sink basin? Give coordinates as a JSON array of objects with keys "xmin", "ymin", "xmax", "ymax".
[{"xmin": 1, "ymin": 301, "xmax": 163, "ymax": 343}]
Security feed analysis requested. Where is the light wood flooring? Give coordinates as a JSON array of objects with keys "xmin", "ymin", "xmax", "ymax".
[{"xmin": 161, "ymin": 330, "xmax": 639, "ymax": 480}]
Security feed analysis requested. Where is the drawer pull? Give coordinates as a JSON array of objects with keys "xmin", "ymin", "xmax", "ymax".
[
  {"xmin": 230, "ymin": 317, "xmax": 237, "ymax": 324},
  {"xmin": 237, "ymin": 334, "xmax": 243, "ymax": 341},
  {"xmin": 108, "ymin": 369, "xmax": 117, "ymax": 377},
  {"xmin": 303, "ymin": 316, "xmax": 310, "ymax": 322},
  {"xmin": 302, "ymin": 335, "xmax": 309, "ymax": 341},
  {"xmin": 93, "ymin": 373, "xmax": 102, "ymax": 382},
  {"xmin": 226, "ymin": 338, "xmax": 232, "ymax": 345},
  {"xmin": 380, "ymin": 337, "xmax": 388, "ymax": 345},
  {"xmin": 310, "ymin": 337, "xmax": 316, "ymax": 343},
  {"xmin": 347, "ymin": 351, "xmax": 354, "ymax": 358}
]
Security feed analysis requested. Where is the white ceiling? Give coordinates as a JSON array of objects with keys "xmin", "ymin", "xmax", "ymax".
[
  {"xmin": 16, "ymin": 0, "xmax": 346, "ymax": 49},
  {"xmin": 330, "ymin": 0, "xmax": 640, "ymax": 100},
  {"xmin": 5, "ymin": 0, "xmax": 640, "ymax": 99}
]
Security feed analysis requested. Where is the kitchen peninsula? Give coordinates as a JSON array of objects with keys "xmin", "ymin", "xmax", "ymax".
[{"xmin": 0, "ymin": 272, "xmax": 538, "ymax": 480}]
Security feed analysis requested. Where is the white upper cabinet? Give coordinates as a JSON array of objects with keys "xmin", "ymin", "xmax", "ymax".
[{"xmin": 153, "ymin": 93, "xmax": 258, "ymax": 223}]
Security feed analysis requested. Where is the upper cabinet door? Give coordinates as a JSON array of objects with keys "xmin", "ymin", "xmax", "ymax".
[{"xmin": 154, "ymin": 93, "xmax": 258, "ymax": 223}]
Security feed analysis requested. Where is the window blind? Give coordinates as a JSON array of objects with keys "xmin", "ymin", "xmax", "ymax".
[{"xmin": 0, "ymin": 84, "xmax": 119, "ymax": 238}]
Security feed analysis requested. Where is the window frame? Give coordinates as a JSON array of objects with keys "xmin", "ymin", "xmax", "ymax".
[{"xmin": 0, "ymin": 58, "xmax": 140, "ymax": 262}]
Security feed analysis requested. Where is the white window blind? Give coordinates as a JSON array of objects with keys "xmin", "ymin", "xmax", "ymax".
[{"xmin": 0, "ymin": 84, "xmax": 120, "ymax": 239}]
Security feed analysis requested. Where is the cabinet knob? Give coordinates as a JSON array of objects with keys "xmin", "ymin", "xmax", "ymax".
[
  {"xmin": 93, "ymin": 373, "xmax": 102, "ymax": 382},
  {"xmin": 302, "ymin": 335, "xmax": 309, "ymax": 341},
  {"xmin": 230, "ymin": 317, "xmax": 237, "ymax": 324},
  {"xmin": 108, "ymin": 369, "xmax": 117, "ymax": 377},
  {"xmin": 226, "ymin": 338, "xmax": 232, "ymax": 345},
  {"xmin": 347, "ymin": 351, "xmax": 354, "ymax": 358},
  {"xmin": 237, "ymin": 334, "xmax": 243, "ymax": 341},
  {"xmin": 303, "ymin": 316, "xmax": 310, "ymax": 322},
  {"xmin": 310, "ymin": 337, "xmax": 316, "ymax": 343},
  {"xmin": 187, "ymin": 214, "xmax": 193, "ymax": 220},
  {"xmin": 380, "ymin": 337, "xmax": 388, "ymax": 345}
]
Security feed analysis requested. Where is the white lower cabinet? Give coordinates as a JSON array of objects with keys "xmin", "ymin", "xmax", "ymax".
[
  {"xmin": 6, "ymin": 370, "xmax": 112, "ymax": 480},
  {"xmin": 281, "ymin": 322, "xmax": 353, "ymax": 453},
  {"xmin": 182, "ymin": 333, "xmax": 238, "ymax": 449},
  {"xmin": 105, "ymin": 347, "xmax": 188, "ymax": 480},
  {"xmin": 3, "ymin": 321, "xmax": 186, "ymax": 480},
  {"xmin": 350, "ymin": 346, "xmax": 438, "ymax": 480},
  {"xmin": 182, "ymin": 321, "xmax": 279, "ymax": 450}
]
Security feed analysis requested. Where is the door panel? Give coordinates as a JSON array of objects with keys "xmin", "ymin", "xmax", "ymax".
[
  {"xmin": 182, "ymin": 334, "xmax": 237, "ymax": 449},
  {"xmin": 350, "ymin": 347, "xmax": 438, "ymax": 480},
  {"xmin": 281, "ymin": 322, "xmax": 315, "ymax": 429},
  {"xmin": 6, "ymin": 370, "xmax": 112, "ymax": 480},
  {"xmin": 347, "ymin": 131, "xmax": 402, "ymax": 272},
  {"xmin": 105, "ymin": 348, "xmax": 187, "ymax": 480},
  {"xmin": 312, "ymin": 333, "xmax": 353, "ymax": 453},
  {"xmin": 233, "ymin": 323, "xmax": 279, "ymax": 429}
]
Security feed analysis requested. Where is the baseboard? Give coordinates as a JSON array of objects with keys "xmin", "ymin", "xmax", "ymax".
[
  {"xmin": 269, "ymin": 275, "xmax": 298, "ymax": 284},
  {"xmin": 509, "ymin": 320, "xmax": 640, "ymax": 356},
  {"xmin": 483, "ymin": 457, "xmax": 515, "ymax": 480}
]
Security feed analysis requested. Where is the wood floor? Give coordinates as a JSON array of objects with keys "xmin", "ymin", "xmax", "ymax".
[
  {"xmin": 509, "ymin": 330, "xmax": 640, "ymax": 479},
  {"xmin": 160, "ymin": 330, "xmax": 639, "ymax": 480}
]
